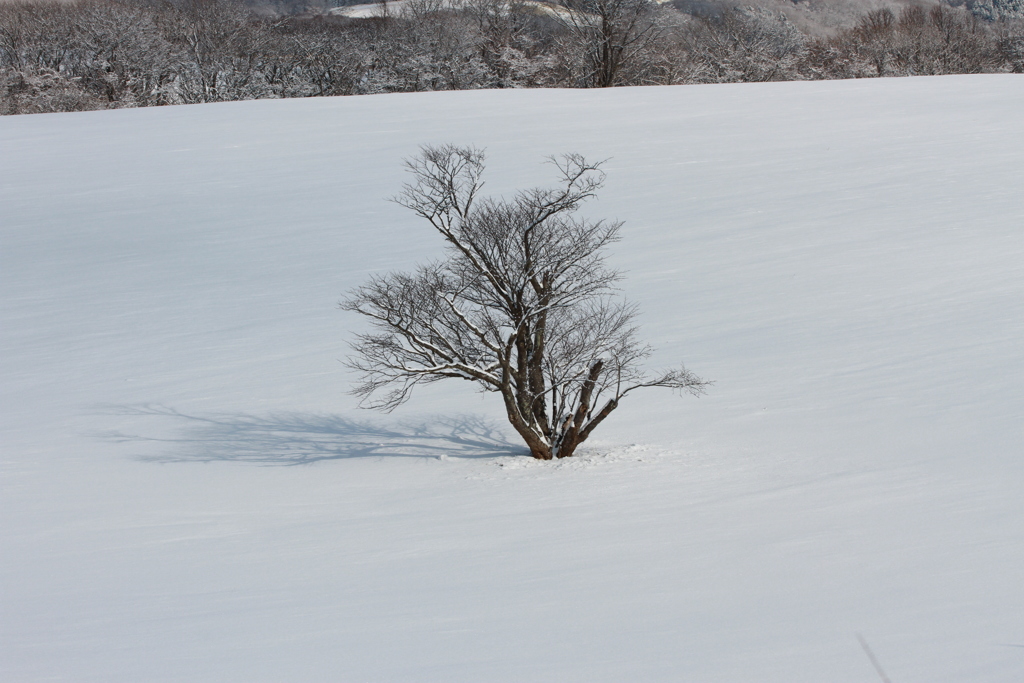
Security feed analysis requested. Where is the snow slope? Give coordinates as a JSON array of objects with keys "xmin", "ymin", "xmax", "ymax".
[{"xmin": 2, "ymin": 75, "xmax": 1024, "ymax": 682}]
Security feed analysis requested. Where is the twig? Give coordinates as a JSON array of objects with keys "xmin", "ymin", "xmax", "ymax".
[{"xmin": 857, "ymin": 633, "xmax": 893, "ymax": 683}]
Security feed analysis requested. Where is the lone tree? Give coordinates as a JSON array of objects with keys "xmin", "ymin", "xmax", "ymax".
[{"xmin": 343, "ymin": 145, "xmax": 708, "ymax": 459}]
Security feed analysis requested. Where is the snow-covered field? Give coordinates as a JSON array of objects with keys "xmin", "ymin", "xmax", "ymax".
[{"xmin": 2, "ymin": 75, "xmax": 1023, "ymax": 682}]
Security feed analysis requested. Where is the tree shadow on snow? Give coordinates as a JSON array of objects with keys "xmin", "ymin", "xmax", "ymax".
[{"xmin": 98, "ymin": 404, "xmax": 526, "ymax": 465}]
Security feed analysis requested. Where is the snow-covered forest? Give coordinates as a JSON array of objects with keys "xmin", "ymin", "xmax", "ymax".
[
  {"xmin": 2, "ymin": 0, "xmax": 1023, "ymax": 113},
  {"xmin": 3, "ymin": 74, "xmax": 1024, "ymax": 680}
]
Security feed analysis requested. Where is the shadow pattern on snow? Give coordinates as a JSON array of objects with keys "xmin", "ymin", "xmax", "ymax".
[{"xmin": 98, "ymin": 405, "xmax": 526, "ymax": 465}]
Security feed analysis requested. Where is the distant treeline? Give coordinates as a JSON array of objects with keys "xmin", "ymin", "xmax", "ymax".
[{"xmin": 2, "ymin": 0, "xmax": 1022, "ymax": 115}]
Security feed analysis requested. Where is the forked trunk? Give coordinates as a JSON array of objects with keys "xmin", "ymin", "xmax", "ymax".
[
  {"xmin": 527, "ymin": 435, "xmax": 581, "ymax": 459},
  {"xmin": 529, "ymin": 444, "xmax": 553, "ymax": 460},
  {"xmin": 554, "ymin": 434, "xmax": 582, "ymax": 459},
  {"xmin": 516, "ymin": 426, "xmax": 590, "ymax": 459}
]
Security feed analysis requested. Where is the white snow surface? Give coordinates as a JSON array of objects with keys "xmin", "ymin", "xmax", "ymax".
[{"xmin": 2, "ymin": 76, "xmax": 1024, "ymax": 681}]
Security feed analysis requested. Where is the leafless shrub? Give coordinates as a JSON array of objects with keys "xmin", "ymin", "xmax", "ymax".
[
  {"xmin": 554, "ymin": 0, "xmax": 668, "ymax": 87},
  {"xmin": 464, "ymin": 0, "xmax": 559, "ymax": 87},
  {"xmin": 998, "ymin": 29, "xmax": 1024, "ymax": 70},
  {"xmin": 343, "ymin": 145, "xmax": 708, "ymax": 459},
  {"xmin": 0, "ymin": 65, "xmax": 106, "ymax": 114},
  {"xmin": 808, "ymin": 3, "xmax": 1001, "ymax": 77},
  {"xmin": 679, "ymin": 6, "xmax": 806, "ymax": 83},
  {"xmin": 366, "ymin": 3, "xmax": 490, "ymax": 92},
  {"xmin": 277, "ymin": 20, "xmax": 360, "ymax": 96}
]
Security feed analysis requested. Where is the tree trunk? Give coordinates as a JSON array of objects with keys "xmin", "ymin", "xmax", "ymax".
[
  {"xmin": 555, "ymin": 432, "xmax": 581, "ymax": 458},
  {"xmin": 530, "ymin": 443, "xmax": 553, "ymax": 459}
]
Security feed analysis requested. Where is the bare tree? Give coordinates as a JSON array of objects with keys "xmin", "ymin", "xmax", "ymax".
[
  {"xmin": 679, "ymin": 7, "xmax": 806, "ymax": 83},
  {"xmin": 465, "ymin": 0, "xmax": 556, "ymax": 88},
  {"xmin": 557, "ymin": 0, "xmax": 664, "ymax": 87},
  {"xmin": 343, "ymin": 145, "xmax": 708, "ymax": 459}
]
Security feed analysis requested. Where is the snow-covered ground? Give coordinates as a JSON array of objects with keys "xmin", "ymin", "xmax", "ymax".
[{"xmin": 2, "ymin": 76, "xmax": 1024, "ymax": 682}]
